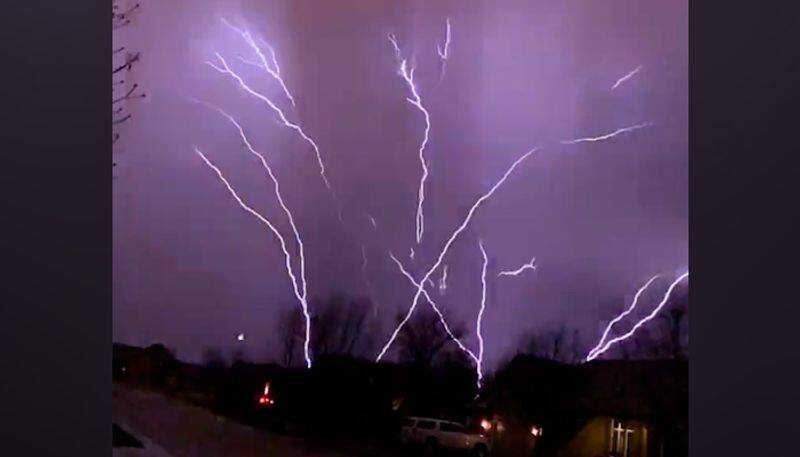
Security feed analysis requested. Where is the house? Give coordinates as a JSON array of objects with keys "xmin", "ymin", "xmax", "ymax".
[
  {"xmin": 555, "ymin": 360, "xmax": 688, "ymax": 457},
  {"xmin": 112, "ymin": 342, "xmax": 180, "ymax": 387},
  {"xmin": 484, "ymin": 355, "xmax": 687, "ymax": 457}
]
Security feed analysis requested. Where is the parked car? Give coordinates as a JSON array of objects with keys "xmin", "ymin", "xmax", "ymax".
[
  {"xmin": 112, "ymin": 422, "xmax": 172, "ymax": 457},
  {"xmin": 400, "ymin": 416, "xmax": 491, "ymax": 456}
]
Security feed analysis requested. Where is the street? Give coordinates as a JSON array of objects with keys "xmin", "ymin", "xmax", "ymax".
[{"xmin": 113, "ymin": 384, "xmax": 365, "ymax": 457}]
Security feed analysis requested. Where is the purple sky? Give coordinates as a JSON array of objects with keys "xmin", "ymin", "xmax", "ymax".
[{"xmin": 113, "ymin": 0, "xmax": 687, "ymax": 370}]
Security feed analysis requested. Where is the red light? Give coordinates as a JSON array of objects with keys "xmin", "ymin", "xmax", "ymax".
[{"xmin": 258, "ymin": 394, "xmax": 275, "ymax": 406}]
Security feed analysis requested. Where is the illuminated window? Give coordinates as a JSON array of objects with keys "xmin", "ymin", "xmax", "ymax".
[{"xmin": 610, "ymin": 419, "xmax": 635, "ymax": 457}]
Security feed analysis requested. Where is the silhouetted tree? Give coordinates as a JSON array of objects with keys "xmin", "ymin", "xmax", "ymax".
[
  {"xmin": 309, "ymin": 294, "xmax": 374, "ymax": 358},
  {"xmin": 278, "ymin": 307, "xmax": 304, "ymax": 367},
  {"xmin": 202, "ymin": 347, "xmax": 227, "ymax": 370},
  {"xmin": 112, "ymin": 2, "xmax": 145, "ymax": 169},
  {"xmin": 276, "ymin": 294, "xmax": 376, "ymax": 365},
  {"xmin": 396, "ymin": 307, "xmax": 467, "ymax": 368},
  {"xmin": 522, "ymin": 325, "xmax": 582, "ymax": 364},
  {"xmin": 667, "ymin": 293, "xmax": 689, "ymax": 360}
]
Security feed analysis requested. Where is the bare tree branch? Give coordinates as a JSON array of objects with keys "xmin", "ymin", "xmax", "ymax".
[
  {"xmin": 112, "ymin": 52, "xmax": 140, "ymax": 74},
  {"xmin": 113, "ymin": 83, "xmax": 145, "ymax": 104}
]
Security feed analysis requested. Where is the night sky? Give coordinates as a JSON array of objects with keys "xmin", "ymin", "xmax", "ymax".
[{"xmin": 113, "ymin": 0, "xmax": 687, "ymax": 370}]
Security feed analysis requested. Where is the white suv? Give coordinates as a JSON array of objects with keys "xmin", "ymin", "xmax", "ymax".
[{"xmin": 400, "ymin": 416, "xmax": 491, "ymax": 456}]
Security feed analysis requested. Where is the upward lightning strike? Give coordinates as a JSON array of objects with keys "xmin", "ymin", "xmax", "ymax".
[
  {"xmin": 388, "ymin": 34, "xmax": 433, "ymax": 245},
  {"xmin": 376, "ymin": 147, "xmax": 538, "ymax": 362},
  {"xmin": 475, "ymin": 240, "xmax": 489, "ymax": 388},
  {"xmin": 586, "ymin": 271, "xmax": 689, "ymax": 362},
  {"xmin": 561, "ymin": 122, "xmax": 652, "ymax": 145},
  {"xmin": 436, "ymin": 17, "xmax": 452, "ymax": 86},
  {"xmin": 205, "ymin": 53, "xmax": 331, "ymax": 189},
  {"xmin": 586, "ymin": 274, "xmax": 661, "ymax": 361},
  {"xmin": 387, "ymin": 33, "xmax": 402, "ymax": 61},
  {"xmin": 194, "ymin": 147, "xmax": 313, "ymax": 368},
  {"xmin": 498, "ymin": 257, "xmax": 537, "ymax": 277},
  {"xmin": 192, "ymin": 99, "xmax": 310, "ymax": 302},
  {"xmin": 389, "ymin": 253, "xmax": 479, "ymax": 364},
  {"xmin": 221, "ymin": 18, "xmax": 296, "ymax": 107},
  {"xmin": 611, "ymin": 65, "xmax": 643, "ymax": 90},
  {"xmin": 438, "ymin": 264, "xmax": 448, "ymax": 294}
]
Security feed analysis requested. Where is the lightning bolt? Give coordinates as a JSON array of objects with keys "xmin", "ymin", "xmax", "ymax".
[
  {"xmin": 389, "ymin": 253, "xmax": 479, "ymax": 364},
  {"xmin": 221, "ymin": 18, "xmax": 296, "ymax": 107},
  {"xmin": 438, "ymin": 264, "xmax": 448, "ymax": 294},
  {"xmin": 561, "ymin": 122, "xmax": 652, "ymax": 145},
  {"xmin": 387, "ymin": 33, "xmax": 402, "ymax": 61},
  {"xmin": 205, "ymin": 52, "xmax": 331, "ymax": 190},
  {"xmin": 497, "ymin": 257, "xmax": 537, "ymax": 277},
  {"xmin": 194, "ymin": 147, "xmax": 313, "ymax": 368},
  {"xmin": 361, "ymin": 245, "xmax": 368, "ymax": 269},
  {"xmin": 586, "ymin": 274, "xmax": 660, "ymax": 361},
  {"xmin": 388, "ymin": 35, "xmax": 432, "ymax": 245},
  {"xmin": 436, "ymin": 17, "xmax": 452, "ymax": 86},
  {"xmin": 476, "ymin": 240, "xmax": 489, "ymax": 388},
  {"xmin": 376, "ymin": 147, "xmax": 538, "ymax": 362},
  {"xmin": 611, "ymin": 65, "xmax": 643, "ymax": 90},
  {"xmin": 410, "ymin": 248, "xmax": 415, "ymax": 260},
  {"xmin": 367, "ymin": 214, "xmax": 378, "ymax": 229},
  {"xmin": 192, "ymin": 99, "xmax": 310, "ymax": 300},
  {"xmin": 585, "ymin": 271, "xmax": 689, "ymax": 362}
]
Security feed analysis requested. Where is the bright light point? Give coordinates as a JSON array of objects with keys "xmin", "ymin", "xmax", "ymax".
[
  {"xmin": 481, "ymin": 419, "xmax": 492, "ymax": 431},
  {"xmin": 237, "ymin": 333, "xmax": 245, "ymax": 341}
]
